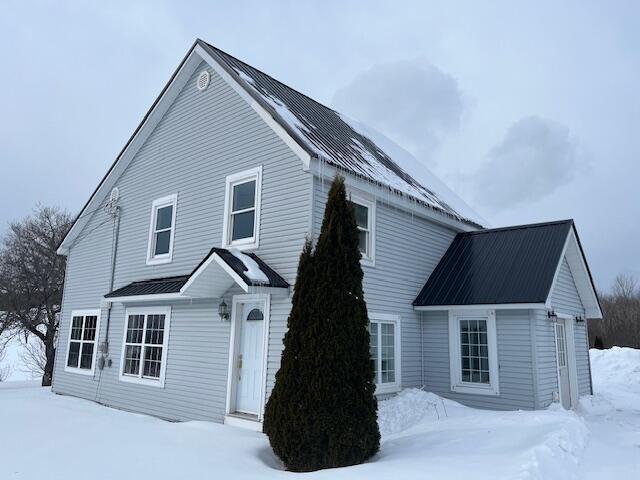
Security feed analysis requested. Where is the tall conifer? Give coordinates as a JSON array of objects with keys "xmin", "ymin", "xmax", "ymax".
[{"xmin": 264, "ymin": 176, "xmax": 380, "ymax": 472}]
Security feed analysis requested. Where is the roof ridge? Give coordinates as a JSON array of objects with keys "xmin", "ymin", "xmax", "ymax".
[
  {"xmin": 462, "ymin": 219, "xmax": 573, "ymax": 236},
  {"xmin": 201, "ymin": 40, "xmax": 339, "ymax": 116}
]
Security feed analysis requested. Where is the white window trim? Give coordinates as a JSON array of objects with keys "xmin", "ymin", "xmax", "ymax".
[
  {"xmin": 349, "ymin": 192, "xmax": 376, "ymax": 267},
  {"xmin": 369, "ymin": 312, "xmax": 401, "ymax": 395},
  {"xmin": 448, "ymin": 309, "xmax": 500, "ymax": 396},
  {"xmin": 146, "ymin": 194, "xmax": 178, "ymax": 265},
  {"xmin": 64, "ymin": 309, "xmax": 101, "ymax": 376},
  {"xmin": 119, "ymin": 306, "xmax": 171, "ymax": 388},
  {"xmin": 222, "ymin": 166, "xmax": 263, "ymax": 251}
]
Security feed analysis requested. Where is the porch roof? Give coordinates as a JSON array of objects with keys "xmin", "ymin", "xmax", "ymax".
[{"xmin": 104, "ymin": 247, "xmax": 289, "ymax": 302}]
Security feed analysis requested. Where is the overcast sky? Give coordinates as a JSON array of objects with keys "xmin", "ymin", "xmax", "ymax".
[{"xmin": 1, "ymin": 0, "xmax": 638, "ymax": 292}]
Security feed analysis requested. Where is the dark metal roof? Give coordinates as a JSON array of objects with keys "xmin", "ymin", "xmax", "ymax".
[
  {"xmin": 206, "ymin": 248, "xmax": 289, "ymax": 289},
  {"xmin": 199, "ymin": 40, "xmax": 479, "ymax": 227},
  {"xmin": 104, "ymin": 276, "xmax": 189, "ymax": 298},
  {"xmin": 414, "ymin": 220, "xmax": 574, "ymax": 307},
  {"xmin": 104, "ymin": 248, "xmax": 289, "ymax": 298}
]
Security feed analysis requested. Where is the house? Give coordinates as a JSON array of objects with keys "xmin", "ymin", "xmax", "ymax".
[{"xmin": 52, "ymin": 39, "xmax": 602, "ymax": 429}]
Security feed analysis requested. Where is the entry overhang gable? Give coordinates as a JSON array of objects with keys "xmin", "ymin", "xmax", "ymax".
[{"xmin": 103, "ymin": 248, "xmax": 289, "ymax": 304}]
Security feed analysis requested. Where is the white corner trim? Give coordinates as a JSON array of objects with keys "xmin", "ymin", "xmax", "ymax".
[
  {"xmin": 348, "ymin": 190, "xmax": 376, "ymax": 267},
  {"xmin": 221, "ymin": 166, "xmax": 262, "ymax": 251},
  {"xmin": 118, "ymin": 306, "xmax": 171, "ymax": 388},
  {"xmin": 194, "ymin": 44, "xmax": 312, "ymax": 169},
  {"xmin": 369, "ymin": 312, "xmax": 401, "ymax": 395},
  {"xmin": 448, "ymin": 309, "xmax": 500, "ymax": 396},
  {"xmin": 146, "ymin": 193, "xmax": 178, "ymax": 266},
  {"xmin": 64, "ymin": 309, "xmax": 102, "ymax": 376}
]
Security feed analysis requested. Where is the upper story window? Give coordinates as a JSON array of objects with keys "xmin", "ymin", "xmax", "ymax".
[
  {"xmin": 223, "ymin": 166, "xmax": 262, "ymax": 250},
  {"xmin": 65, "ymin": 309, "xmax": 101, "ymax": 376},
  {"xmin": 448, "ymin": 309, "xmax": 500, "ymax": 396},
  {"xmin": 349, "ymin": 193, "xmax": 375, "ymax": 266},
  {"xmin": 369, "ymin": 312, "xmax": 401, "ymax": 394},
  {"xmin": 146, "ymin": 194, "xmax": 178, "ymax": 265}
]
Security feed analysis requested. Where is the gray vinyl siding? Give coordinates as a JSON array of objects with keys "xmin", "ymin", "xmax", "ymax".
[
  {"xmin": 547, "ymin": 257, "xmax": 592, "ymax": 397},
  {"xmin": 52, "ymin": 60, "xmax": 310, "ymax": 422},
  {"xmin": 533, "ymin": 308, "xmax": 557, "ymax": 408},
  {"xmin": 421, "ymin": 310, "xmax": 535, "ymax": 410},
  {"xmin": 312, "ymin": 177, "xmax": 457, "ymax": 390}
]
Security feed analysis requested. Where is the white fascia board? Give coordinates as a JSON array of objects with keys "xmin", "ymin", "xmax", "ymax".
[
  {"xmin": 180, "ymin": 251, "xmax": 250, "ymax": 295},
  {"xmin": 309, "ymin": 159, "xmax": 478, "ymax": 233},
  {"xmin": 58, "ymin": 47, "xmax": 205, "ymax": 255},
  {"xmin": 415, "ymin": 303, "xmax": 545, "ymax": 312},
  {"xmin": 102, "ymin": 293, "xmax": 188, "ymax": 304},
  {"xmin": 545, "ymin": 227, "xmax": 603, "ymax": 319},
  {"xmin": 194, "ymin": 44, "xmax": 312, "ymax": 169}
]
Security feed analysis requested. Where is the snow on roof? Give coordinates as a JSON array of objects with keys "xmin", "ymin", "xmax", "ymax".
[
  {"xmin": 229, "ymin": 248, "xmax": 269, "ymax": 284},
  {"xmin": 202, "ymin": 42, "xmax": 484, "ymax": 227}
]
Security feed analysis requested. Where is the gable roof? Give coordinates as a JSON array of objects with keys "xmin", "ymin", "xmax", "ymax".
[
  {"xmin": 58, "ymin": 39, "xmax": 483, "ymax": 254},
  {"xmin": 199, "ymin": 41, "xmax": 483, "ymax": 227},
  {"xmin": 104, "ymin": 247, "xmax": 288, "ymax": 301},
  {"xmin": 413, "ymin": 220, "xmax": 602, "ymax": 318}
]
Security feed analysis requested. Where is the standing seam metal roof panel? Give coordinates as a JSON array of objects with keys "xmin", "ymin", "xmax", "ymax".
[{"xmin": 413, "ymin": 220, "xmax": 573, "ymax": 306}]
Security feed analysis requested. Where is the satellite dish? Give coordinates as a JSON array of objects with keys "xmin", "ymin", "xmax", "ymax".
[{"xmin": 109, "ymin": 187, "xmax": 120, "ymax": 204}]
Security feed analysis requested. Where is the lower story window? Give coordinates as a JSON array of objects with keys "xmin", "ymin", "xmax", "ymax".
[
  {"xmin": 119, "ymin": 307, "xmax": 171, "ymax": 387},
  {"xmin": 65, "ymin": 309, "xmax": 101, "ymax": 375},
  {"xmin": 369, "ymin": 313, "xmax": 401, "ymax": 394},
  {"xmin": 448, "ymin": 310, "xmax": 499, "ymax": 396}
]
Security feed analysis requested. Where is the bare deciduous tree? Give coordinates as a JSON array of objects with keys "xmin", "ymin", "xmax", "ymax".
[
  {"xmin": 0, "ymin": 206, "xmax": 72, "ymax": 386},
  {"xmin": 589, "ymin": 273, "xmax": 640, "ymax": 349}
]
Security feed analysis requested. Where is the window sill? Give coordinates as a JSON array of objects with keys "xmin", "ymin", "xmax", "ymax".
[
  {"xmin": 146, "ymin": 256, "xmax": 173, "ymax": 266},
  {"xmin": 360, "ymin": 256, "xmax": 375, "ymax": 268},
  {"xmin": 64, "ymin": 366, "xmax": 95, "ymax": 376},
  {"xmin": 451, "ymin": 383, "xmax": 499, "ymax": 396},
  {"xmin": 119, "ymin": 374, "xmax": 165, "ymax": 388},
  {"xmin": 375, "ymin": 383, "xmax": 401, "ymax": 395},
  {"xmin": 223, "ymin": 241, "xmax": 258, "ymax": 252}
]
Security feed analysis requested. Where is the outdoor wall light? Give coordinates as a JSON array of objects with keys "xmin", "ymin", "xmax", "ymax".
[
  {"xmin": 218, "ymin": 300, "xmax": 230, "ymax": 321},
  {"xmin": 547, "ymin": 310, "xmax": 557, "ymax": 320},
  {"xmin": 575, "ymin": 315, "xmax": 585, "ymax": 323}
]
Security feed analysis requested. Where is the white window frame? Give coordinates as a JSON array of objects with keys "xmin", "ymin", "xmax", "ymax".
[
  {"xmin": 448, "ymin": 309, "xmax": 500, "ymax": 396},
  {"xmin": 369, "ymin": 312, "xmax": 401, "ymax": 395},
  {"xmin": 349, "ymin": 192, "xmax": 376, "ymax": 266},
  {"xmin": 146, "ymin": 194, "xmax": 178, "ymax": 265},
  {"xmin": 119, "ymin": 306, "xmax": 171, "ymax": 388},
  {"xmin": 64, "ymin": 309, "xmax": 101, "ymax": 376},
  {"xmin": 222, "ymin": 166, "xmax": 262, "ymax": 251}
]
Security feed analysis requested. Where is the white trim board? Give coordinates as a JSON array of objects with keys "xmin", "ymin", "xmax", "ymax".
[{"xmin": 416, "ymin": 303, "xmax": 545, "ymax": 312}]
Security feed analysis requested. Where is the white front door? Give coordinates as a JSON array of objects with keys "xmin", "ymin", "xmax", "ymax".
[
  {"xmin": 554, "ymin": 320, "xmax": 572, "ymax": 409},
  {"xmin": 235, "ymin": 302, "xmax": 265, "ymax": 414}
]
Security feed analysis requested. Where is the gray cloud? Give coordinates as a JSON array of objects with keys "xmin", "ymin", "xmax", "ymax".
[
  {"xmin": 332, "ymin": 58, "xmax": 465, "ymax": 164},
  {"xmin": 469, "ymin": 116, "xmax": 580, "ymax": 209}
]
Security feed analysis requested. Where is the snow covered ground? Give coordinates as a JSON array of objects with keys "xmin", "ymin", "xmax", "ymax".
[{"xmin": 0, "ymin": 348, "xmax": 638, "ymax": 479}]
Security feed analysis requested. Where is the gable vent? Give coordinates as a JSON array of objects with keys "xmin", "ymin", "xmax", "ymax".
[{"xmin": 196, "ymin": 70, "xmax": 210, "ymax": 91}]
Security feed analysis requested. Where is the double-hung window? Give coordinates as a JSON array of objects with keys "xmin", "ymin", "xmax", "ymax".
[
  {"xmin": 119, "ymin": 307, "xmax": 171, "ymax": 387},
  {"xmin": 223, "ymin": 166, "xmax": 262, "ymax": 249},
  {"xmin": 448, "ymin": 310, "xmax": 499, "ymax": 396},
  {"xmin": 369, "ymin": 313, "xmax": 401, "ymax": 394},
  {"xmin": 65, "ymin": 309, "xmax": 101, "ymax": 375},
  {"xmin": 147, "ymin": 194, "xmax": 178, "ymax": 265},
  {"xmin": 349, "ymin": 193, "xmax": 375, "ymax": 265}
]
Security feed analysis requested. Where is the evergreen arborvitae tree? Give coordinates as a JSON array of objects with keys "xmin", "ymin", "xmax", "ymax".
[{"xmin": 263, "ymin": 176, "xmax": 380, "ymax": 472}]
